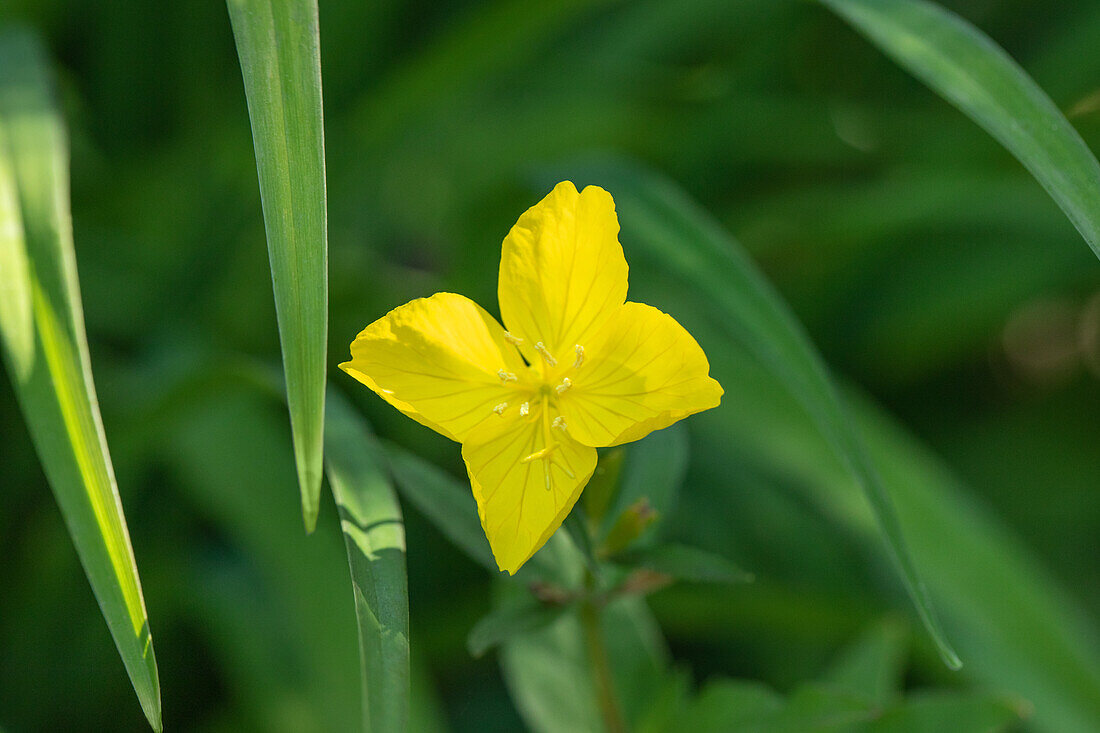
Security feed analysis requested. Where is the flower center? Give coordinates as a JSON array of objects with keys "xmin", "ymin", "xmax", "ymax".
[{"xmin": 490, "ymin": 337, "xmax": 587, "ymax": 489}]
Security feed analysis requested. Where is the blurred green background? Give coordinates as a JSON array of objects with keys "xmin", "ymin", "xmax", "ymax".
[{"xmin": 1, "ymin": 0, "xmax": 1099, "ymax": 730}]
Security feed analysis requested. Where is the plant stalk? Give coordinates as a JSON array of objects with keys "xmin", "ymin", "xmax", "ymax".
[{"xmin": 581, "ymin": 574, "xmax": 626, "ymax": 733}]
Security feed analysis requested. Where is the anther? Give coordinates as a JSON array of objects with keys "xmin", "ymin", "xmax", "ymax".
[
  {"xmin": 503, "ymin": 331, "xmax": 524, "ymax": 346},
  {"xmin": 533, "ymin": 341, "xmax": 557, "ymax": 367},
  {"xmin": 493, "ymin": 402, "xmax": 508, "ymax": 416},
  {"xmin": 573, "ymin": 344, "xmax": 585, "ymax": 368},
  {"xmin": 519, "ymin": 402, "xmax": 530, "ymax": 417},
  {"xmin": 552, "ymin": 416, "xmax": 567, "ymax": 432},
  {"xmin": 555, "ymin": 377, "xmax": 572, "ymax": 395},
  {"xmin": 498, "ymin": 369, "xmax": 518, "ymax": 383}
]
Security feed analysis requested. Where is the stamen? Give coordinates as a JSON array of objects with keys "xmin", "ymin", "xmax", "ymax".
[
  {"xmin": 503, "ymin": 331, "xmax": 524, "ymax": 346},
  {"xmin": 573, "ymin": 344, "xmax": 585, "ymax": 368},
  {"xmin": 554, "ymin": 457, "xmax": 576, "ymax": 479},
  {"xmin": 552, "ymin": 416, "xmax": 567, "ymax": 432},
  {"xmin": 519, "ymin": 402, "xmax": 530, "ymax": 417},
  {"xmin": 554, "ymin": 377, "xmax": 572, "ymax": 395},
  {"xmin": 493, "ymin": 402, "xmax": 508, "ymax": 416},
  {"xmin": 533, "ymin": 341, "xmax": 557, "ymax": 367},
  {"xmin": 498, "ymin": 369, "xmax": 518, "ymax": 383},
  {"xmin": 520, "ymin": 445, "xmax": 557, "ymax": 463}
]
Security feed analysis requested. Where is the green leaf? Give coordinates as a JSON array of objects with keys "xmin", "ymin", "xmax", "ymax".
[
  {"xmin": 558, "ymin": 158, "xmax": 961, "ymax": 670},
  {"xmin": 819, "ymin": 0, "xmax": 1100, "ymax": 262},
  {"xmin": 384, "ymin": 442, "xmax": 498, "ymax": 573},
  {"xmin": 563, "ymin": 506, "xmax": 602, "ymax": 580},
  {"xmin": 499, "ymin": 593, "xmax": 669, "ymax": 733},
  {"xmin": 820, "ymin": 620, "xmax": 909, "ymax": 708},
  {"xmin": 227, "ymin": 0, "xmax": 329, "ymax": 531},
  {"xmin": 599, "ymin": 424, "xmax": 688, "ymax": 546},
  {"xmin": 0, "ymin": 29, "xmax": 161, "ymax": 731},
  {"xmin": 467, "ymin": 600, "xmax": 569, "ymax": 658},
  {"xmin": 324, "ymin": 390, "xmax": 410, "ymax": 733},
  {"xmin": 612, "ymin": 544, "xmax": 754, "ymax": 586},
  {"xmin": 864, "ymin": 691, "xmax": 1025, "ymax": 733}
]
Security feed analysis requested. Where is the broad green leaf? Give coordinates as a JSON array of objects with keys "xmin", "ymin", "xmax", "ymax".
[
  {"xmin": 612, "ymin": 544, "xmax": 753, "ymax": 586},
  {"xmin": 678, "ymin": 680, "xmax": 784, "ymax": 730},
  {"xmin": 324, "ymin": 390, "xmax": 410, "ymax": 733},
  {"xmin": 679, "ymin": 680, "xmax": 1022, "ymax": 733},
  {"xmin": 499, "ymin": 591, "xmax": 669, "ymax": 733},
  {"xmin": 227, "ymin": 0, "xmax": 329, "ymax": 531},
  {"xmin": 0, "ymin": 30, "xmax": 160, "ymax": 730},
  {"xmin": 557, "ymin": 158, "xmax": 960, "ymax": 669},
  {"xmin": 467, "ymin": 600, "xmax": 569, "ymax": 658},
  {"xmin": 819, "ymin": 0, "xmax": 1100, "ymax": 262}
]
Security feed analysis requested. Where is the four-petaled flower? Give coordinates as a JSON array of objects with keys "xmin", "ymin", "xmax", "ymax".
[{"xmin": 341, "ymin": 182, "xmax": 723, "ymax": 573}]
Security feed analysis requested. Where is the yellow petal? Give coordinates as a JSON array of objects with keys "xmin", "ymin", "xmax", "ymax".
[
  {"xmin": 340, "ymin": 292, "xmax": 529, "ymax": 443},
  {"xmin": 559, "ymin": 302, "xmax": 723, "ymax": 447},
  {"xmin": 498, "ymin": 181, "xmax": 628, "ymax": 367},
  {"xmin": 462, "ymin": 401, "xmax": 597, "ymax": 574}
]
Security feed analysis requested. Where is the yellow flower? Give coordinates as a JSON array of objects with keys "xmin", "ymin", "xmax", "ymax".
[{"xmin": 340, "ymin": 182, "xmax": 723, "ymax": 573}]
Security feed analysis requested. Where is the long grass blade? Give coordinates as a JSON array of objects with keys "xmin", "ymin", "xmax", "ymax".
[
  {"xmin": 0, "ymin": 29, "xmax": 161, "ymax": 730},
  {"xmin": 227, "ymin": 0, "xmax": 329, "ymax": 531},
  {"xmin": 819, "ymin": 0, "xmax": 1100, "ymax": 261},
  {"xmin": 554, "ymin": 158, "xmax": 960, "ymax": 669},
  {"xmin": 324, "ymin": 390, "xmax": 410, "ymax": 733}
]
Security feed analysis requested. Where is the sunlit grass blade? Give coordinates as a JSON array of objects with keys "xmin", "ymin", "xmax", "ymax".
[
  {"xmin": 324, "ymin": 390, "xmax": 410, "ymax": 733},
  {"xmin": 554, "ymin": 158, "xmax": 960, "ymax": 670},
  {"xmin": 0, "ymin": 29, "xmax": 161, "ymax": 730},
  {"xmin": 227, "ymin": 0, "xmax": 328, "ymax": 531},
  {"xmin": 819, "ymin": 0, "xmax": 1100, "ymax": 261}
]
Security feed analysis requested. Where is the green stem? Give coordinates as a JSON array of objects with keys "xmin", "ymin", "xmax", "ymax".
[{"xmin": 581, "ymin": 574, "xmax": 627, "ymax": 733}]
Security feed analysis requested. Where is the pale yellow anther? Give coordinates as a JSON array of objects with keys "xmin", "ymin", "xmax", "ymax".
[
  {"xmin": 552, "ymin": 416, "xmax": 567, "ymax": 432},
  {"xmin": 533, "ymin": 341, "xmax": 557, "ymax": 367},
  {"xmin": 519, "ymin": 401, "xmax": 530, "ymax": 416},
  {"xmin": 493, "ymin": 402, "xmax": 508, "ymax": 416},
  {"xmin": 503, "ymin": 331, "xmax": 524, "ymax": 346},
  {"xmin": 555, "ymin": 377, "xmax": 572, "ymax": 395},
  {"xmin": 498, "ymin": 369, "xmax": 518, "ymax": 383},
  {"xmin": 573, "ymin": 344, "xmax": 585, "ymax": 368}
]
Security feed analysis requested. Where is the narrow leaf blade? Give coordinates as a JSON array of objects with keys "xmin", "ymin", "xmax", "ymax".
[
  {"xmin": 227, "ymin": 0, "xmax": 329, "ymax": 530},
  {"xmin": 325, "ymin": 390, "xmax": 410, "ymax": 733},
  {"xmin": 0, "ymin": 29, "xmax": 161, "ymax": 730},
  {"xmin": 820, "ymin": 0, "xmax": 1100, "ymax": 261},
  {"xmin": 557, "ymin": 158, "xmax": 961, "ymax": 669}
]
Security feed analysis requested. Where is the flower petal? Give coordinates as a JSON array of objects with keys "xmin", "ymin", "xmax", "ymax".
[
  {"xmin": 498, "ymin": 181, "xmax": 628, "ymax": 366},
  {"xmin": 560, "ymin": 302, "xmax": 723, "ymax": 447},
  {"xmin": 462, "ymin": 402, "xmax": 597, "ymax": 574},
  {"xmin": 340, "ymin": 292, "xmax": 529, "ymax": 443}
]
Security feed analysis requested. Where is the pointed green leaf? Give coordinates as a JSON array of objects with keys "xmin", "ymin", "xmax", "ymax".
[
  {"xmin": 555, "ymin": 158, "xmax": 960, "ymax": 669},
  {"xmin": 325, "ymin": 390, "xmax": 410, "ymax": 733},
  {"xmin": 0, "ymin": 29, "xmax": 160, "ymax": 730},
  {"xmin": 819, "ymin": 0, "xmax": 1100, "ymax": 261},
  {"xmin": 227, "ymin": 0, "xmax": 328, "ymax": 531}
]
